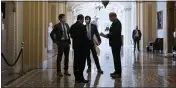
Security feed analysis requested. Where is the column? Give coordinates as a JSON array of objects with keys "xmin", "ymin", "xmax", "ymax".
[
  {"xmin": 30, "ymin": 1, "xmax": 35, "ymax": 69},
  {"xmin": 131, "ymin": 2, "xmax": 136, "ymax": 32},
  {"xmin": 66, "ymin": 7, "xmax": 74, "ymax": 26},
  {"xmin": 121, "ymin": 10, "xmax": 125, "ymax": 40},
  {"xmin": 129, "ymin": 2, "xmax": 137, "ymax": 48},
  {"xmin": 3, "ymin": 2, "xmax": 16, "ymax": 73},
  {"xmin": 124, "ymin": 7, "xmax": 132, "ymax": 47},
  {"xmin": 58, "ymin": 2, "xmax": 65, "ymax": 14},
  {"xmin": 136, "ymin": 2, "xmax": 157, "ymax": 51},
  {"xmin": 22, "ymin": 2, "xmax": 47, "ymax": 72},
  {"xmin": 73, "ymin": 9, "xmax": 77, "ymax": 23}
]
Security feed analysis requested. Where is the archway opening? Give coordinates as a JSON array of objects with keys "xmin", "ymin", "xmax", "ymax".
[{"xmin": 68, "ymin": 1, "xmax": 137, "ymax": 48}]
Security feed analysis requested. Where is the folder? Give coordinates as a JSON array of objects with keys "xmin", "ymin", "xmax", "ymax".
[
  {"xmin": 93, "ymin": 34, "xmax": 100, "ymax": 46},
  {"xmin": 100, "ymin": 32, "xmax": 108, "ymax": 39}
]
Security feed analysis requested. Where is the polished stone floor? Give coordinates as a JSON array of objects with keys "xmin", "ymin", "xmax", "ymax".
[{"xmin": 5, "ymin": 38, "xmax": 176, "ymax": 87}]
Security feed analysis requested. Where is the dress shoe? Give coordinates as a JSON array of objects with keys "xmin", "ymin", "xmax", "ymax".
[
  {"xmin": 87, "ymin": 68, "xmax": 91, "ymax": 73},
  {"xmin": 75, "ymin": 80, "xmax": 80, "ymax": 83},
  {"xmin": 111, "ymin": 74, "xmax": 121, "ymax": 78},
  {"xmin": 57, "ymin": 72, "xmax": 63, "ymax": 77},
  {"xmin": 110, "ymin": 71, "xmax": 117, "ymax": 76},
  {"xmin": 64, "ymin": 71, "xmax": 71, "ymax": 76},
  {"xmin": 80, "ymin": 80, "xmax": 89, "ymax": 83},
  {"xmin": 98, "ymin": 69, "xmax": 103, "ymax": 74}
]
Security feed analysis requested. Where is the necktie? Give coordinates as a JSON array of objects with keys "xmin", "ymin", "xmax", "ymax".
[
  {"xmin": 63, "ymin": 24, "xmax": 67, "ymax": 39},
  {"xmin": 87, "ymin": 25, "xmax": 91, "ymax": 40}
]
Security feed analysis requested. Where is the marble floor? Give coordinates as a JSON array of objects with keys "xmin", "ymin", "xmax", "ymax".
[{"xmin": 4, "ymin": 39, "xmax": 176, "ymax": 87}]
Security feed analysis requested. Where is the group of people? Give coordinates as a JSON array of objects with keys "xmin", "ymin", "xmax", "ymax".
[{"xmin": 50, "ymin": 12, "xmax": 123, "ymax": 83}]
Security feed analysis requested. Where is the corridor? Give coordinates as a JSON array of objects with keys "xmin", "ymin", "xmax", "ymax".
[
  {"xmin": 5, "ymin": 45, "xmax": 176, "ymax": 87},
  {"xmin": 1, "ymin": 1, "xmax": 176, "ymax": 88}
]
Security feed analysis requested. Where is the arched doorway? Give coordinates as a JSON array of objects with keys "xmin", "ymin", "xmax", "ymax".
[{"xmin": 67, "ymin": 1, "xmax": 137, "ymax": 47}]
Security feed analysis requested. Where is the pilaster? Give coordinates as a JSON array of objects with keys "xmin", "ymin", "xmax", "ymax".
[
  {"xmin": 22, "ymin": 1, "xmax": 47, "ymax": 72},
  {"xmin": 136, "ymin": 2, "xmax": 157, "ymax": 51},
  {"xmin": 123, "ymin": 7, "xmax": 132, "ymax": 47}
]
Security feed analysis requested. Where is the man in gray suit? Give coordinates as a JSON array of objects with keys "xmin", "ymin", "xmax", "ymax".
[{"xmin": 84, "ymin": 16, "xmax": 103, "ymax": 74}]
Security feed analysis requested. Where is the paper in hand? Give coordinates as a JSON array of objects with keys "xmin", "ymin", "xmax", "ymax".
[
  {"xmin": 93, "ymin": 34, "xmax": 100, "ymax": 46},
  {"xmin": 100, "ymin": 32, "xmax": 108, "ymax": 39}
]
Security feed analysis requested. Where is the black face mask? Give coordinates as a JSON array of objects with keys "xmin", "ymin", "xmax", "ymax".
[{"xmin": 85, "ymin": 19, "xmax": 90, "ymax": 24}]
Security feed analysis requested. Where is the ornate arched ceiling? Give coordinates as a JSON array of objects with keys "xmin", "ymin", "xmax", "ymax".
[
  {"xmin": 67, "ymin": 1, "xmax": 132, "ymax": 11},
  {"xmin": 67, "ymin": 1, "xmax": 133, "ymax": 17},
  {"xmin": 66, "ymin": 1, "xmax": 134, "ymax": 23}
]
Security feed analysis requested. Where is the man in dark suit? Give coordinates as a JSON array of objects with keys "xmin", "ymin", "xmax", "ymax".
[
  {"xmin": 132, "ymin": 26, "xmax": 142, "ymax": 52},
  {"xmin": 84, "ymin": 16, "xmax": 103, "ymax": 74},
  {"xmin": 101, "ymin": 12, "xmax": 122, "ymax": 78},
  {"xmin": 70, "ymin": 14, "xmax": 89, "ymax": 83},
  {"xmin": 50, "ymin": 14, "xmax": 71, "ymax": 77}
]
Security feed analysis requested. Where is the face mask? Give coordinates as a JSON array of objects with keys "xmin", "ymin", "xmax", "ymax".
[
  {"xmin": 61, "ymin": 17, "xmax": 66, "ymax": 22},
  {"xmin": 49, "ymin": 22, "xmax": 53, "ymax": 27},
  {"xmin": 85, "ymin": 19, "xmax": 90, "ymax": 23}
]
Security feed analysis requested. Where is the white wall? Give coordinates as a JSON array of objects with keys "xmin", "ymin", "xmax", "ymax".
[{"xmin": 157, "ymin": 2, "xmax": 167, "ymax": 38}]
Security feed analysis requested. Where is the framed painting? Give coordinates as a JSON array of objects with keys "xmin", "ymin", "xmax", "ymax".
[{"xmin": 157, "ymin": 11, "xmax": 163, "ymax": 29}]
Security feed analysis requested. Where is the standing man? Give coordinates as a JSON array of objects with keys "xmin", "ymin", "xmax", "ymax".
[
  {"xmin": 50, "ymin": 14, "xmax": 71, "ymax": 77},
  {"xmin": 101, "ymin": 12, "xmax": 122, "ymax": 78},
  {"xmin": 84, "ymin": 16, "xmax": 103, "ymax": 74},
  {"xmin": 132, "ymin": 26, "xmax": 142, "ymax": 52},
  {"xmin": 70, "ymin": 14, "xmax": 89, "ymax": 83}
]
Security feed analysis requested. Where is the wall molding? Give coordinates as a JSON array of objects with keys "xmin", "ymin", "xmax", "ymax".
[{"xmin": 124, "ymin": 7, "xmax": 132, "ymax": 11}]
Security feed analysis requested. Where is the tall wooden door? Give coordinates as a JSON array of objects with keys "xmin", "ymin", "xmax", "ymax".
[{"xmin": 167, "ymin": 1, "xmax": 176, "ymax": 52}]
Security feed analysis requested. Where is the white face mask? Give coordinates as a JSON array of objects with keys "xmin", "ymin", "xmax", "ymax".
[
  {"xmin": 85, "ymin": 19, "xmax": 90, "ymax": 24},
  {"xmin": 49, "ymin": 22, "xmax": 53, "ymax": 27}
]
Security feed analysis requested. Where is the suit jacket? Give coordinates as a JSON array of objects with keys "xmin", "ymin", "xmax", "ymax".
[
  {"xmin": 107, "ymin": 19, "xmax": 122, "ymax": 47},
  {"xmin": 132, "ymin": 29, "xmax": 142, "ymax": 40},
  {"xmin": 50, "ymin": 22, "xmax": 71, "ymax": 44},
  {"xmin": 70, "ymin": 21, "xmax": 89, "ymax": 49},
  {"xmin": 84, "ymin": 24, "xmax": 101, "ymax": 44}
]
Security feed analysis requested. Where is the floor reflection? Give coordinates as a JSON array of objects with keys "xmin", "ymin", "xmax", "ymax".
[
  {"xmin": 5, "ymin": 39, "xmax": 176, "ymax": 87},
  {"xmin": 93, "ymin": 73, "xmax": 102, "ymax": 87}
]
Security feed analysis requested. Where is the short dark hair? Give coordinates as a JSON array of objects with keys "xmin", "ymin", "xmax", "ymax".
[
  {"xmin": 109, "ymin": 12, "xmax": 117, "ymax": 17},
  {"xmin": 85, "ymin": 16, "xmax": 91, "ymax": 20},
  {"xmin": 77, "ymin": 14, "xmax": 84, "ymax": 20},
  {"xmin": 58, "ymin": 14, "xmax": 65, "ymax": 20}
]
